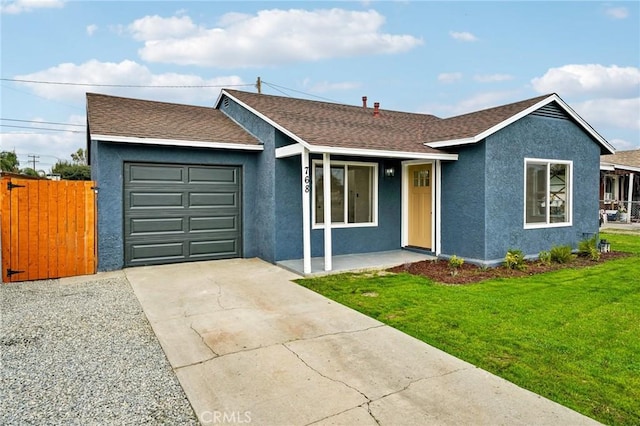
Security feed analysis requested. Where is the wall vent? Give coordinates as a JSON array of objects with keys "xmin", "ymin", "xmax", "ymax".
[
  {"xmin": 223, "ymin": 98, "xmax": 230, "ymax": 108},
  {"xmin": 531, "ymin": 102, "xmax": 568, "ymax": 120}
]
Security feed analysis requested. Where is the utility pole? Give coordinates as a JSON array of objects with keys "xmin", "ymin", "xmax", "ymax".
[
  {"xmin": 28, "ymin": 154, "xmax": 39, "ymax": 170},
  {"xmin": 256, "ymin": 76, "xmax": 261, "ymax": 94}
]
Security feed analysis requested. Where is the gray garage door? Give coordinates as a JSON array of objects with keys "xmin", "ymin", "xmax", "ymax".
[{"xmin": 124, "ymin": 163, "xmax": 241, "ymax": 267}]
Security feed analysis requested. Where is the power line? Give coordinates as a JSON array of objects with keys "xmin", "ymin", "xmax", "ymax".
[
  {"xmin": 2, "ymin": 118, "xmax": 85, "ymax": 127},
  {"xmin": 1, "ymin": 78, "xmax": 255, "ymax": 89},
  {"xmin": 0, "ymin": 124, "xmax": 84, "ymax": 133},
  {"xmin": 261, "ymin": 80, "xmax": 341, "ymax": 103}
]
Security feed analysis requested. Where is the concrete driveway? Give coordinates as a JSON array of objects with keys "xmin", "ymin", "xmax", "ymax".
[{"xmin": 125, "ymin": 258, "xmax": 600, "ymax": 426}]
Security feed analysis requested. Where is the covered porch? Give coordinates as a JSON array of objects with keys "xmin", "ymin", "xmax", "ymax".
[{"xmin": 277, "ymin": 249, "xmax": 436, "ymax": 277}]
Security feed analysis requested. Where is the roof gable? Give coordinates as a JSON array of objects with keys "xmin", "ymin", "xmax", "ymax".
[
  {"xmin": 424, "ymin": 94, "xmax": 615, "ymax": 154},
  {"xmin": 218, "ymin": 89, "xmax": 448, "ymax": 157}
]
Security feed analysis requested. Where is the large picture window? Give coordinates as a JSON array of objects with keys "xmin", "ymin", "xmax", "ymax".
[
  {"xmin": 525, "ymin": 159, "xmax": 572, "ymax": 227},
  {"xmin": 313, "ymin": 161, "xmax": 377, "ymax": 227}
]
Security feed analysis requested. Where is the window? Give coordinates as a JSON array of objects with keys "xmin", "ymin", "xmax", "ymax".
[
  {"xmin": 525, "ymin": 159, "xmax": 572, "ymax": 227},
  {"xmin": 313, "ymin": 161, "xmax": 377, "ymax": 227}
]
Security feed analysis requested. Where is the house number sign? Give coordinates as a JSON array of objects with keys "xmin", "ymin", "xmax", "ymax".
[{"xmin": 304, "ymin": 166, "xmax": 310, "ymax": 193}]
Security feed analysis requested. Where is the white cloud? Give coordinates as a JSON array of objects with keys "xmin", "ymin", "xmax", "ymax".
[
  {"xmin": 573, "ymin": 97, "xmax": 640, "ymax": 131},
  {"xmin": 438, "ymin": 72, "xmax": 463, "ymax": 84},
  {"xmin": 474, "ymin": 74, "xmax": 514, "ymax": 83},
  {"xmin": 86, "ymin": 24, "xmax": 98, "ymax": 36},
  {"xmin": 531, "ymin": 64, "xmax": 640, "ymax": 99},
  {"xmin": 14, "ymin": 59, "xmax": 246, "ymax": 104},
  {"xmin": 605, "ymin": 6, "xmax": 628, "ymax": 19},
  {"xmin": 303, "ymin": 80, "xmax": 362, "ymax": 93},
  {"xmin": 128, "ymin": 15, "xmax": 199, "ymax": 41},
  {"xmin": 1, "ymin": 0, "xmax": 63, "ymax": 14},
  {"xmin": 419, "ymin": 90, "xmax": 521, "ymax": 117},
  {"xmin": 449, "ymin": 31, "xmax": 478, "ymax": 42},
  {"xmin": 1, "ymin": 114, "xmax": 86, "ymax": 172},
  {"xmin": 608, "ymin": 138, "xmax": 638, "ymax": 151},
  {"xmin": 131, "ymin": 9, "xmax": 423, "ymax": 67}
]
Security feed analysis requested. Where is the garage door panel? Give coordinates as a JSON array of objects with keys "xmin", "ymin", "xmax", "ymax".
[
  {"xmin": 124, "ymin": 163, "xmax": 242, "ymax": 267},
  {"xmin": 189, "ymin": 192, "xmax": 237, "ymax": 208},
  {"xmin": 130, "ymin": 242, "xmax": 186, "ymax": 263},
  {"xmin": 190, "ymin": 240, "xmax": 236, "ymax": 257},
  {"xmin": 130, "ymin": 217, "xmax": 184, "ymax": 235},
  {"xmin": 129, "ymin": 164, "xmax": 185, "ymax": 183},
  {"xmin": 190, "ymin": 216, "xmax": 237, "ymax": 232},
  {"xmin": 189, "ymin": 167, "xmax": 237, "ymax": 184},
  {"xmin": 128, "ymin": 192, "xmax": 185, "ymax": 209}
]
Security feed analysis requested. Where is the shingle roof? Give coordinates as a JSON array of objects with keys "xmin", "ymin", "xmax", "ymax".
[
  {"xmin": 419, "ymin": 95, "xmax": 551, "ymax": 143},
  {"xmin": 601, "ymin": 149, "xmax": 640, "ymax": 169},
  {"xmin": 86, "ymin": 93, "xmax": 259, "ymax": 146},
  {"xmin": 222, "ymin": 89, "xmax": 445, "ymax": 154}
]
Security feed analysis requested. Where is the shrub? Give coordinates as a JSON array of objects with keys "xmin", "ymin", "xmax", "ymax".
[
  {"xmin": 550, "ymin": 245, "xmax": 575, "ymax": 264},
  {"xmin": 578, "ymin": 236, "xmax": 601, "ymax": 261},
  {"xmin": 504, "ymin": 249, "xmax": 527, "ymax": 271},
  {"xmin": 538, "ymin": 250, "xmax": 551, "ymax": 266},
  {"xmin": 448, "ymin": 255, "xmax": 464, "ymax": 276}
]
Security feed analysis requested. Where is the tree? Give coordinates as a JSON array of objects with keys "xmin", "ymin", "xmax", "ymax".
[
  {"xmin": 70, "ymin": 148, "xmax": 88, "ymax": 165},
  {"xmin": 20, "ymin": 167, "xmax": 40, "ymax": 177},
  {"xmin": 0, "ymin": 151, "xmax": 19, "ymax": 172},
  {"xmin": 51, "ymin": 148, "xmax": 91, "ymax": 180},
  {"xmin": 51, "ymin": 160, "xmax": 91, "ymax": 180}
]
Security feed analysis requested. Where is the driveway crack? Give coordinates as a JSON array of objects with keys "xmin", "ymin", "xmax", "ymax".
[
  {"xmin": 283, "ymin": 344, "xmax": 380, "ymax": 426},
  {"xmin": 189, "ymin": 322, "xmax": 219, "ymax": 358}
]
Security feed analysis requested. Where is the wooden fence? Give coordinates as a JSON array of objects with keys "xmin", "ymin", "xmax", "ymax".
[{"xmin": 1, "ymin": 175, "xmax": 96, "ymax": 283}]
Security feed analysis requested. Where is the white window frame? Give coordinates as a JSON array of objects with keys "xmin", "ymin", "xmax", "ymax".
[
  {"xmin": 523, "ymin": 158, "xmax": 573, "ymax": 229},
  {"xmin": 311, "ymin": 160, "xmax": 378, "ymax": 229}
]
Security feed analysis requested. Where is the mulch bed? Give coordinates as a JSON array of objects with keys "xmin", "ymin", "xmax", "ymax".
[{"xmin": 387, "ymin": 251, "xmax": 630, "ymax": 285}]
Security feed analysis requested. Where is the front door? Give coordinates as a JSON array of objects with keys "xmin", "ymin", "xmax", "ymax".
[{"xmin": 408, "ymin": 164, "xmax": 432, "ymax": 249}]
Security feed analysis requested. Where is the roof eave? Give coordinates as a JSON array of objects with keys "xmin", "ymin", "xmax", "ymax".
[
  {"xmin": 276, "ymin": 142, "xmax": 458, "ymax": 160},
  {"xmin": 90, "ymin": 134, "xmax": 263, "ymax": 151}
]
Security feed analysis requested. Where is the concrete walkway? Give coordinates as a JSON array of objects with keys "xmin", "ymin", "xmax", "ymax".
[{"xmin": 125, "ymin": 258, "xmax": 601, "ymax": 426}]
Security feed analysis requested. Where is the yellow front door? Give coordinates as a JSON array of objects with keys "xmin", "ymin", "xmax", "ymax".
[{"xmin": 408, "ymin": 164, "xmax": 432, "ymax": 249}]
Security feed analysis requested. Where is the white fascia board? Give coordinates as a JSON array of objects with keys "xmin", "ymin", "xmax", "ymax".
[
  {"xmin": 276, "ymin": 142, "xmax": 458, "ymax": 160},
  {"xmin": 425, "ymin": 94, "xmax": 616, "ymax": 155},
  {"xmin": 275, "ymin": 143, "xmax": 304, "ymax": 158},
  {"xmin": 600, "ymin": 163, "xmax": 615, "ymax": 171},
  {"xmin": 308, "ymin": 145, "xmax": 458, "ymax": 160},
  {"xmin": 614, "ymin": 164, "xmax": 640, "ymax": 173},
  {"xmin": 219, "ymin": 90, "xmax": 314, "ymax": 152},
  {"xmin": 91, "ymin": 134, "xmax": 264, "ymax": 151}
]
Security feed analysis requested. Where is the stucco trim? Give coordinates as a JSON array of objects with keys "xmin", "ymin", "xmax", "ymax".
[
  {"xmin": 90, "ymin": 134, "xmax": 264, "ymax": 151},
  {"xmin": 425, "ymin": 94, "xmax": 616, "ymax": 155}
]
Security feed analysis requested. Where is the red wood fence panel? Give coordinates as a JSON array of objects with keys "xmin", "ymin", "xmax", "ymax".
[{"xmin": 1, "ymin": 176, "xmax": 96, "ymax": 283}]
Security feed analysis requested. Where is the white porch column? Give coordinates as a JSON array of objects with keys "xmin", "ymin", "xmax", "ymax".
[
  {"xmin": 323, "ymin": 153, "xmax": 332, "ymax": 271},
  {"xmin": 301, "ymin": 148, "xmax": 311, "ymax": 273},
  {"xmin": 627, "ymin": 172, "xmax": 634, "ymax": 223}
]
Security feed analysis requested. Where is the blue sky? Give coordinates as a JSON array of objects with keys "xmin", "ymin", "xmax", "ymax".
[{"xmin": 1, "ymin": 0, "xmax": 638, "ymax": 171}]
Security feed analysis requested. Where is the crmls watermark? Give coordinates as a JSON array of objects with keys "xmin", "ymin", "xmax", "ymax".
[{"xmin": 200, "ymin": 410, "xmax": 252, "ymax": 424}]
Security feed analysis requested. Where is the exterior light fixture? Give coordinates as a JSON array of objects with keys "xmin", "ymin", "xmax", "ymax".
[
  {"xmin": 599, "ymin": 239, "xmax": 610, "ymax": 253},
  {"xmin": 384, "ymin": 167, "xmax": 395, "ymax": 178}
]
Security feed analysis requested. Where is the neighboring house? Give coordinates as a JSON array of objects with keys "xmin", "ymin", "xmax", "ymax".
[
  {"xmin": 600, "ymin": 149, "xmax": 640, "ymax": 222},
  {"xmin": 87, "ymin": 90, "xmax": 614, "ymax": 273}
]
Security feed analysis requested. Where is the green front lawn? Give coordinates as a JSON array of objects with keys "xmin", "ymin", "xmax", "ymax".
[{"xmin": 296, "ymin": 233, "xmax": 640, "ymax": 425}]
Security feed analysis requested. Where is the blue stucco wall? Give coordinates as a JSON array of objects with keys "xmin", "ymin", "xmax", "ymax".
[
  {"xmin": 90, "ymin": 140, "xmax": 259, "ymax": 271},
  {"xmin": 219, "ymin": 95, "xmax": 278, "ymax": 262},
  {"xmin": 440, "ymin": 114, "xmax": 601, "ymax": 264},
  {"xmin": 440, "ymin": 144, "xmax": 487, "ymax": 260}
]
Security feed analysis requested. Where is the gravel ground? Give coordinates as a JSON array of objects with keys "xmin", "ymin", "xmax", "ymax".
[{"xmin": 0, "ymin": 274, "xmax": 198, "ymax": 425}]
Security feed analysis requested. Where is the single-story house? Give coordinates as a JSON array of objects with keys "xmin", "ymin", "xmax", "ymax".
[
  {"xmin": 87, "ymin": 90, "xmax": 615, "ymax": 273},
  {"xmin": 599, "ymin": 149, "xmax": 640, "ymax": 222}
]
